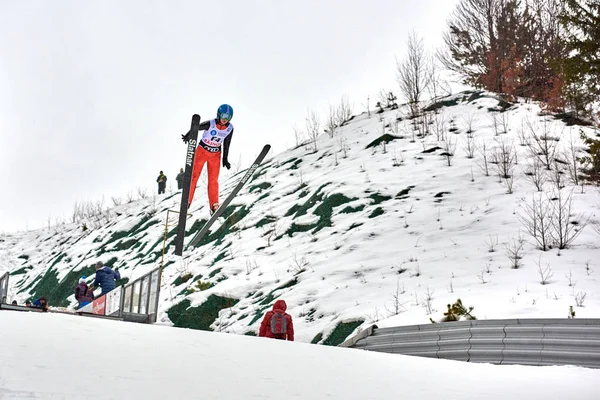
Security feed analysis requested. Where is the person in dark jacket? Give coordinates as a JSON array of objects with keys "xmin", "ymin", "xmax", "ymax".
[
  {"xmin": 156, "ymin": 171, "xmax": 167, "ymax": 194},
  {"xmin": 176, "ymin": 168, "xmax": 185, "ymax": 190},
  {"xmin": 259, "ymin": 299, "xmax": 294, "ymax": 341},
  {"xmin": 74, "ymin": 276, "xmax": 94, "ymax": 308},
  {"xmin": 93, "ymin": 262, "xmax": 121, "ymax": 295}
]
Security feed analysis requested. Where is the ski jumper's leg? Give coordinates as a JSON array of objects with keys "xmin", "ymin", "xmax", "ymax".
[
  {"xmin": 189, "ymin": 147, "xmax": 208, "ymax": 205},
  {"xmin": 206, "ymin": 150, "xmax": 222, "ymax": 207}
]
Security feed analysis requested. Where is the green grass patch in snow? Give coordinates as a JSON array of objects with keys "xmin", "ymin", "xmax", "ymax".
[{"xmin": 311, "ymin": 333, "xmax": 324, "ymax": 344}]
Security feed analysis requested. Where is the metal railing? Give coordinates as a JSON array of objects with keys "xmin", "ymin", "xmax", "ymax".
[
  {"xmin": 344, "ymin": 319, "xmax": 600, "ymax": 369},
  {"xmin": 0, "ymin": 272, "xmax": 9, "ymax": 304},
  {"xmin": 120, "ymin": 267, "xmax": 161, "ymax": 323}
]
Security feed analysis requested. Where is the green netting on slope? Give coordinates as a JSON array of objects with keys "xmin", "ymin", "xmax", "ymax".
[
  {"xmin": 322, "ymin": 320, "xmax": 365, "ymax": 346},
  {"xmin": 166, "ymin": 295, "xmax": 239, "ymax": 331}
]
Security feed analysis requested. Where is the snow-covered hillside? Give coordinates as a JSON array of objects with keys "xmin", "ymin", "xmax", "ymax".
[{"xmin": 1, "ymin": 90, "xmax": 599, "ymax": 345}]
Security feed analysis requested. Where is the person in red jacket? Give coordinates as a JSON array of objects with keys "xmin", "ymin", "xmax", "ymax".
[{"xmin": 259, "ymin": 299, "xmax": 294, "ymax": 341}]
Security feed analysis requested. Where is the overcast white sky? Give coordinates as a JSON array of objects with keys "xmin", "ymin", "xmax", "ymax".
[{"xmin": 0, "ymin": 0, "xmax": 459, "ymax": 232}]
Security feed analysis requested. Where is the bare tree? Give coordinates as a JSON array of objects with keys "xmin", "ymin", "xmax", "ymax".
[
  {"xmin": 441, "ymin": 131, "xmax": 457, "ymax": 166},
  {"xmin": 362, "ymin": 95, "xmax": 371, "ymax": 118},
  {"xmin": 518, "ymin": 193, "xmax": 554, "ymax": 251},
  {"xmin": 325, "ymin": 105, "xmax": 338, "ymax": 138},
  {"xmin": 526, "ymin": 118, "xmax": 561, "ymax": 170},
  {"xmin": 431, "ymin": 112, "xmax": 447, "ymax": 141},
  {"xmin": 524, "ymin": 160, "xmax": 547, "ymax": 191},
  {"xmin": 305, "ymin": 109, "xmax": 321, "ymax": 152},
  {"xmin": 137, "ymin": 187, "xmax": 148, "ymax": 200},
  {"xmin": 491, "ymin": 138, "xmax": 516, "ymax": 179},
  {"xmin": 464, "ymin": 134, "xmax": 476, "ymax": 158},
  {"xmin": 463, "ymin": 112, "xmax": 476, "ymax": 135},
  {"xmin": 535, "ymin": 255, "xmax": 554, "ymax": 285},
  {"xmin": 292, "ymin": 124, "xmax": 304, "ymax": 147},
  {"xmin": 426, "ymin": 54, "xmax": 451, "ymax": 105},
  {"xmin": 504, "ymin": 232, "xmax": 526, "ymax": 269},
  {"xmin": 549, "ymin": 188, "xmax": 589, "ymax": 249},
  {"xmin": 477, "ymin": 140, "xmax": 491, "ymax": 176},
  {"xmin": 564, "ymin": 131, "xmax": 582, "ymax": 186},
  {"xmin": 397, "ymin": 30, "xmax": 430, "ymax": 117},
  {"xmin": 336, "ymin": 95, "xmax": 353, "ymax": 126},
  {"xmin": 111, "ymin": 196, "xmax": 123, "ymax": 207}
]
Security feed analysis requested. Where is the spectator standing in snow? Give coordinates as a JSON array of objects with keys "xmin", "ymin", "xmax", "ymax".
[
  {"xmin": 74, "ymin": 276, "xmax": 94, "ymax": 309},
  {"xmin": 25, "ymin": 300, "xmax": 31, "ymax": 307},
  {"xmin": 176, "ymin": 168, "xmax": 185, "ymax": 190},
  {"xmin": 259, "ymin": 299, "xmax": 294, "ymax": 341},
  {"xmin": 93, "ymin": 262, "xmax": 121, "ymax": 296},
  {"xmin": 156, "ymin": 171, "xmax": 167, "ymax": 194}
]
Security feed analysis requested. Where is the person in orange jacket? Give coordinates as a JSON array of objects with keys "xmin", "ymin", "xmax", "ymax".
[
  {"xmin": 259, "ymin": 299, "xmax": 294, "ymax": 341},
  {"xmin": 181, "ymin": 104, "xmax": 234, "ymax": 215}
]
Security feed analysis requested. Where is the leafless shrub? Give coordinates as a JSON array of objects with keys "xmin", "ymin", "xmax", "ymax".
[
  {"xmin": 426, "ymin": 54, "xmax": 451, "ymax": 105},
  {"xmin": 288, "ymin": 252, "xmax": 310, "ymax": 274},
  {"xmin": 339, "ymin": 136, "xmax": 349, "ymax": 159},
  {"xmin": 535, "ymin": 255, "xmax": 554, "ymax": 285},
  {"xmin": 396, "ymin": 30, "xmax": 430, "ymax": 118},
  {"xmin": 485, "ymin": 234, "xmax": 499, "ymax": 252},
  {"xmin": 565, "ymin": 269, "xmax": 576, "ymax": 287},
  {"xmin": 585, "ymin": 259, "xmax": 594, "ymax": 276},
  {"xmin": 477, "ymin": 269, "xmax": 488, "ymax": 284},
  {"xmin": 441, "ymin": 131, "xmax": 457, "ymax": 166},
  {"xmin": 336, "ymin": 95, "xmax": 353, "ymax": 126},
  {"xmin": 491, "ymin": 138, "xmax": 516, "ymax": 179},
  {"xmin": 504, "ymin": 233, "xmax": 526, "ymax": 268},
  {"xmin": 517, "ymin": 121, "xmax": 530, "ymax": 147},
  {"xmin": 525, "ymin": 160, "xmax": 547, "ymax": 191},
  {"xmin": 477, "ymin": 140, "xmax": 491, "ymax": 176},
  {"xmin": 518, "ymin": 193, "xmax": 554, "ymax": 251},
  {"xmin": 362, "ymin": 95, "xmax": 371, "ymax": 118},
  {"xmin": 490, "ymin": 113, "xmax": 500, "ymax": 136},
  {"xmin": 420, "ymin": 287, "xmax": 435, "ymax": 315},
  {"xmin": 325, "ymin": 104, "xmax": 338, "ymax": 138},
  {"xmin": 392, "ymin": 149, "xmax": 405, "ymax": 167},
  {"xmin": 137, "ymin": 187, "xmax": 148, "ymax": 200},
  {"xmin": 245, "ymin": 258, "xmax": 260, "ymax": 275},
  {"xmin": 564, "ymin": 131, "xmax": 582, "ymax": 186},
  {"xmin": 575, "ymin": 291, "xmax": 587, "ymax": 307},
  {"xmin": 463, "ymin": 113, "xmax": 476, "ymax": 135},
  {"xmin": 386, "ymin": 279, "xmax": 408, "ymax": 316},
  {"xmin": 526, "ymin": 118, "xmax": 561, "ymax": 170},
  {"xmin": 305, "ymin": 109, "xmax": 321, "ymax": 152},
  {"xmin": 431, "ymin": 112, "xmax": 447, "ymax": 141},
  {"xmin": 549, "ymin": 188, "xmax": 590, "ymax": 249},
  {"xmin": 500, "ymin": 111, "xmax": 510, "ymax": 134},
  {"xmin": 292, "ymin": 124, "xmax": 304, "ymax": 147},
  {"xmin": 464, "ymin": 134, "xmax": 476, "ymax": 158},
  {"xmin": 111, "ymin": 196, "xmax": 123, "ymax": 207},
  {"xmin": 262, "ymin": 217, "xmax": 282, "ymax": 247},
  {"xmin": 126, "ymin": 191, "xmax": 135, "ymax": 203}
]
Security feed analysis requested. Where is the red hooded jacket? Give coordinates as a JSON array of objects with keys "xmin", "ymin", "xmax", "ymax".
[{"xmin": 259, "ymin": 299, "xmax": 294, "ymax": 341}]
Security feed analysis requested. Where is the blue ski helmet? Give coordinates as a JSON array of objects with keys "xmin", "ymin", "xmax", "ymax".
[{"xmin": 217, "ymin": 104, "xmax": 233, "ymax": 122}]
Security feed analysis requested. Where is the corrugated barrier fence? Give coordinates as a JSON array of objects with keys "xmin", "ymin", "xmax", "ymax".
[{"xmin": 341, "ymin": 319, "xmax": 600, "ymax": 369}]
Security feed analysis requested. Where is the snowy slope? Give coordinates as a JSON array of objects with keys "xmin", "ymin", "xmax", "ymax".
[
  {"xmin": 1, "ymin": 311, "xmax": 599, "ymax": 400},
  {"xmin": 1, "ymin": 90, "xmax": 599, "ymax": 345}
]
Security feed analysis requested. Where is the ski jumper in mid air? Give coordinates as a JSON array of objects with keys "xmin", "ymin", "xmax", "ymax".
[{"xmin": 182, "ymin": 104, "xmax": 234, "ymax": 214}]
